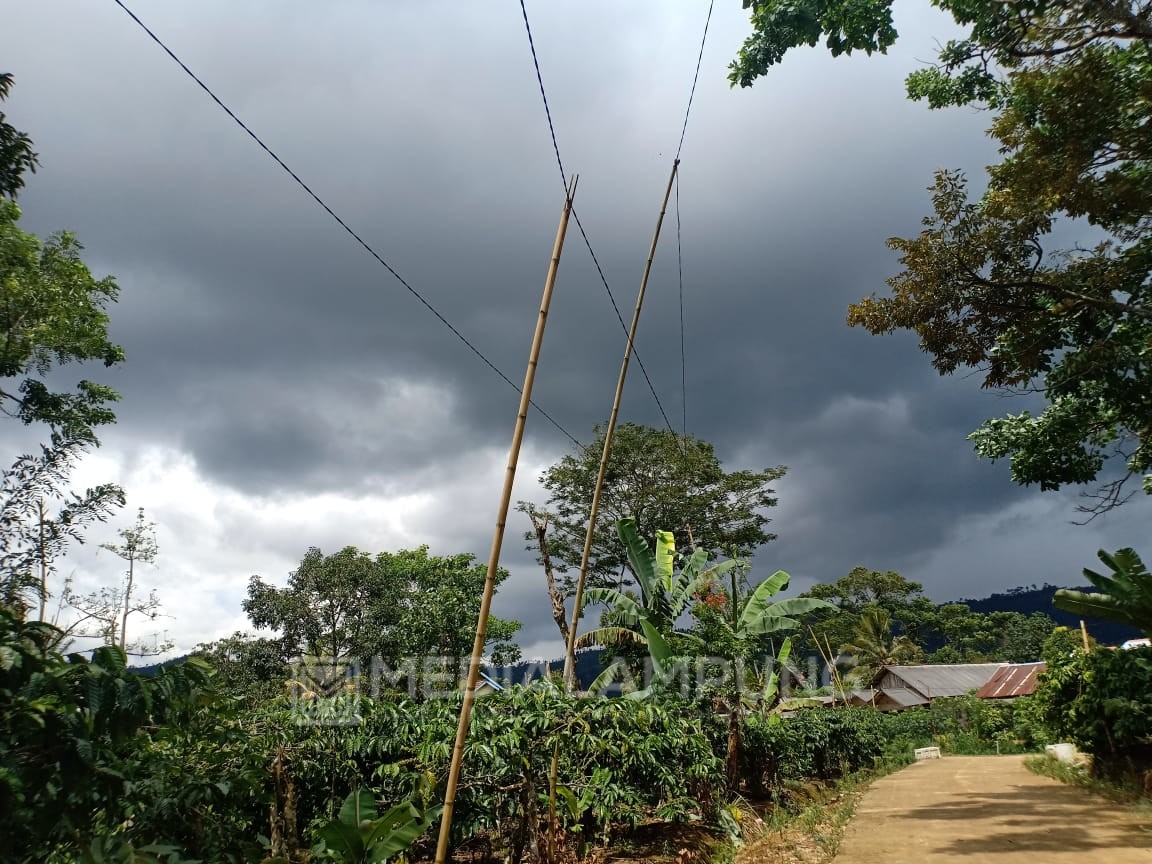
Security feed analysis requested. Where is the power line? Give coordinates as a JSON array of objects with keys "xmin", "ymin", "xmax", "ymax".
[
  {"xmin": 676, "ymin": 0, "xmax": 715, "ymax": 162},
  {"xmin": 110, "ymin": 0, "xmax": 582, "ymax": 449},
  {"xmin": 517, "ymin": 0, "xmax": 681, "ymax": 443},
  {"xmin": 674, "ymin": 0, "xmax": 715, "ymax": 443},
  {"xmin": 676, "ymin": 170, "xmax": 686, "ymax": 438}
]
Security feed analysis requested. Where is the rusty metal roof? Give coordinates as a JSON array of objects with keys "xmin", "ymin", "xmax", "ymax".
[{"xmin": 975, "ymin": 662, "xmax": 1046, "ymax": 699}]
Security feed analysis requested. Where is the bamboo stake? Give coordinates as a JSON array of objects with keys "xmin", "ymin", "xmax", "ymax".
[
  {"xmin": 433, "ymin": 176, "xmax": 577, "ymax": 864},
  {"xmin": 1080, "ymin": 619, "xmax": 1091, "ymax": 652},
  {"xmin": 562, "ymin": 159, "xmax": 680, "ymax": 688}
]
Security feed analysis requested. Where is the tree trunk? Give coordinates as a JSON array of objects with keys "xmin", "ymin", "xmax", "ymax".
[
  {"xmin": 37, "ymin": 499, "xmax": 47, "ymax": 621},
  {"xmin": 119, "ymin": 552, "xmax": 134, "ymax": 649},
  {"xmin": 725, "ymin": 696, "xmax": 742, "ymax": 792},
  {"xmin": 530, "ymin": 512, "xmax": 569, "ymax": 643}
]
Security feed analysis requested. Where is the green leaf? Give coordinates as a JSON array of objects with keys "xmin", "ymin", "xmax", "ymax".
[
  {"xmin": 617, "ymin": 518, "xmax": 658, "ymax": 602},
  {"xmin": 318, "ymin": 820, "xmax": 365, "ymax": 860},
  {"xmin": 340, "ymin": 788, "xmax": 377, "ymax": 828}
]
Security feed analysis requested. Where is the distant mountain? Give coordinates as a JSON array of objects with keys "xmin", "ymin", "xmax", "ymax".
[{"xmin": 953, "ymin": 583, "xmax": 1141, "ymax": 646}]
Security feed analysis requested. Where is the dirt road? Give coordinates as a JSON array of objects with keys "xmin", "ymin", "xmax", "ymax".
[{"xmin": 833, "ymin": 755, "xmax": 1150, "ymax": 863}]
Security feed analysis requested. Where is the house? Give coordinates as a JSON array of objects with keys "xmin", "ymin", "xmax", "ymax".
[
  {"xmin": 846, "ymin": 663, "xmax": 1005, "ymax": 711},
  {"xmin": 975, "ymin": 662, "xmax": 1046, "ymax": 700}
]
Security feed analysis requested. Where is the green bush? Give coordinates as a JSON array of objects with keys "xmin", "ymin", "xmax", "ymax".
[
  {"xmin": 1033, "ymin": 646, "xmax": 1152, "ymax": 787},
  {"xmin": 0, "ymin": 606, "xmax": 217, "ymax": 862},
  {"xmin": 877, "ymin": 695, "xmax": 1041, "ymax": 756},
  {"xmin": 741, "ymin": 708, "xmax": 887, "ymax": 796}
]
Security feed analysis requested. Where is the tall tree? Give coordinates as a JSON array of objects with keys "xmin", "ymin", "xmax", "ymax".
[
  {"xmin": 61, "ymin": 508, "xmax": 168, "ymax": 655},
  {"xmin": 799, "ymin": 566, "xmax": 936, "ymax": 659},
  {"xmin": 244, "ymin": 545, "xmax": 522, "ymax": 671},
  {"xmin": 731, "ymin": 0, "xmax": 1152, "ymax": 514},
  {"xmin": 522, "ymin": 423, "xmax": 785, "ymax": 640},
  {"xmin": 0, "ymin": 73, "xmax": 125, "ymax": 612},
  {"xmin": 0, "ymin": 437, "xmax": 124, "ymax": 613}
]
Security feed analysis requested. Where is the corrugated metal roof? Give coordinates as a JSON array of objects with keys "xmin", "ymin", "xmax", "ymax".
[
  {"xmin": 846, "ymin": 687, "xmax": 929, "ymax": 710},
  {"xmin": 975, "ymin": 662, "xmax": 1046, "ymax": 699},
  {"xmin": 878, "ymin": 663, "xmax": 1005, "ymax": 698}
]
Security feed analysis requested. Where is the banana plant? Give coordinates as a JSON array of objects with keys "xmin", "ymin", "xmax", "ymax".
[
  {"xmin": 577, "ymin": 518, "xmax": 730, "ymax": 650},
  {"xmin": 311, "ymin": 789, "xmax": 441, "ymax": 864},
  {"xmin": 579, "ymin": 519, "xmax": 830, "ymax": 699},
  {"xmin": 578, "ymin": 518, "xmax": 734, "ymax": 696},
  {"xmin": 1054, "ymin": 547, "xmax": 1152, "ymax": 637}
]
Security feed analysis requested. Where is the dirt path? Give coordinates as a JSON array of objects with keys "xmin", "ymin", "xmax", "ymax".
[{"xmin": 833, "ymin": 755, "xmax": 1150, "ymax": 863}]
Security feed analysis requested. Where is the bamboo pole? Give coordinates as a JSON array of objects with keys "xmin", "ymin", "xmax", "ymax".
[
  {"xmin": 1080, "ymin": 619, "xmax": 1091, "ymax": 652},
  {"xmin": 433, "ymin": 176, "xmax": 577, "ymax": 864},
  {"xmin": 561, "ymin": 159, "xmax": 680, "ymax": 688}
]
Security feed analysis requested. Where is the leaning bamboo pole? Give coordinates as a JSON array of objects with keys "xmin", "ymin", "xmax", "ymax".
[
  {"xmin": 561, "ymin": 159, "xmax": 680, "ymax": 688},
  {"xmin": 433, "ymin": 176, "xmax": 578, "ymax": 864},
  {"xmin": 544, "ymin": 161, "xmax": 679, "ymax": 863}
]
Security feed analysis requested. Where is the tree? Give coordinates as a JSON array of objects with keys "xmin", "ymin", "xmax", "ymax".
[
  {"xmin": 581, "ymin": 519, "xmax": 827, "ymax": 788},
  {"xmin": 61, "ymin": 507, "xmax": 169, "ymax": 655},
  {"xmin": 1054, "ymin": 548, "xmax": 1152, "ymax": 637},
  {"xmin": 839, "ymin": 607, "xmax": 922, "ymax": 682},
  {"xmin": 194, "ymin": 631, "xmax": 288, "ymax": 705},
  {"xmin": 0, "ymin": 436, "xmax": 124, "ymax": 614},
  {"xmin": 799, "ymin": 566, "xmax": 936, "ymax": 659},
  {"xmin": 0, "ymin": 73, "xmax": 37, "ymax": 199},
  {"xmin": 731, "ymin": 0, "xmax": 1152, "ymax": 514},
  {"xmin": 688, "ymin": 558, "xmax": 830, "ymax": 789},
  {"xmin": 0, "ymin": 74, "xmax": 125, "ymax": 615},
  {"xmin": 523, "ymin": 423, "xmax": 786, "ymax": 640},
  {"xmin": 244, "ymin": 545, "xmax": 522, "ymax": 672}
]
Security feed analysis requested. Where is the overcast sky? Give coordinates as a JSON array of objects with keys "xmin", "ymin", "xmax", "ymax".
[{"xmin": 4, "ymin": 0, "xmax": 1148, "ymax": 661}]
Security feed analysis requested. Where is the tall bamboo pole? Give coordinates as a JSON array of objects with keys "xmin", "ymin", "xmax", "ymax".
[
  {"xmin": 561, "ymin": 159, "xmax": 680, "ymax": 688},
  {"xmin": 433, "ymin": 176, "xmax": 577, "ymax": 864}
]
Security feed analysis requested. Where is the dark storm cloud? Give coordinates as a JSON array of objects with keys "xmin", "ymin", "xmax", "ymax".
[{"xmin": 5, "ymin": 0, "xmax": 1143, "ymax": 652}]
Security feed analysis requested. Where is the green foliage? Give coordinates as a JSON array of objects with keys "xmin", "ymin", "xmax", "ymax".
[
  {"xmin": 1033, "ymin": 646, "xmax": 1152, "ymax": 784},
  {"xmin": 732, "ymin": 0, "xmax": 1152, "ymax": 511},
  {"xmin": 0, "ymin": 74, "xmax": 125, "ymax": 618},
  {"xmin": 528, "ymin": 424, "xmax": 786, "ymax": 596},
  {"xmin": 0, "ymin": 73, "xmax": 38, "ymax": 199},
  {"xmin": 798, "ymin": 567, "xmax": 936, "ymax": 660},
  {"xmin": 879, "ymin": 694, "xmax": 1037, "ymax": 756},
  {"xmin": 839, "ymin": 607, "xmax": 921, "ymax": 682},
  {"xmin": 194, "ymin": 631, "xmax": 288, "ymax": 705},
  {"xmin": 729, "ymin": 0, "xmax": 898, "ymax": 87},
  {"xmin": 311, "ymin": 789, "xmax": 441, "ymax": 863},
  {"xmin": 799, "ymin": 566, "xmax": 1057, "ymax": 666},
  {"xmin": 740, "ymin": 709, "xmax": 887, "ymax": 796},
  {"xmin": 0, "ymin": 605, "xmax": 214, "ymax": 860},
  {"xmin": 1054, "ymin": 548, "xmax": 1152, "ymax": 637},
  {"xmin": 244, "ymin": 545, "xmax": 521, "ymax": 669},
  {"xmin": 1, "ymin": 198, "xmax": 124, "ymax": 443},
  {"xmin": 0, "ymin": 434, "xmax": 124, "ymax": 611}
]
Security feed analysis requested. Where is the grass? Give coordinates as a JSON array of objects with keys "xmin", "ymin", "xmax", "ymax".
[
  {"xmin": 733, "ymin": 751, "xmax": 914, "ymax": 864},
  {"xmin": 1024, "ymin": 753, "xmax": 1152, "ymax": 812}
]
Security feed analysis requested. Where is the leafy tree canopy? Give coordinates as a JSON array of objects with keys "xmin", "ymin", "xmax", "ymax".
[
  {"xmin": 243, "ymin": 545, "xmax": 522, "ymax": 669},
  {"xmin": 799, "ymin": 565, "xmax": 1058, "ymax": 664},
  {"xmin": 732, "ymin": 0, "xmax": 1152, "ymax": 514},
  {"xmin": 527, "ymin": 423, "xmax": 785, "ymax": 594},
  {"xmin": 0, "ymin": 73, "xmax": 37, "ymax": 199}
]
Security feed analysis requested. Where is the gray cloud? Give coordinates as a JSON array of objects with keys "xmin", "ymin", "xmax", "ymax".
[{"xmin": 4, "ymin": 0, "xmax": 1147, "ymax": 658}]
